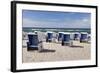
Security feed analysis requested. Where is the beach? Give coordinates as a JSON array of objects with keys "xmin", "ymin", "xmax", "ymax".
[
  {"xmin": 22, "ymin": 40, "xmax": 91, "ymax": 63},
  {"xmin": 22, "ymin": 10, "xmax": 91, "ymax": 63}
]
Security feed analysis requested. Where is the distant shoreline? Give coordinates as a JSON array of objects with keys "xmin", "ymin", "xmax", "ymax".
[{"xmin": 22, "ymin": 27, "xmax": 91, "ymax": 34}]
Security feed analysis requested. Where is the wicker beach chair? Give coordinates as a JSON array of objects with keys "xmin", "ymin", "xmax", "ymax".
[
  {"xmin": 80, "ymin": 32, "xmax": 88, "ymax": 43},
  {"xmin": 46, "ymin": 32, "xmax": 53, "ymax": 42},
  {"xmin": 58, "ymin": 32, "xmax": 63, "ymax": 41},
  {"xmin": 27, "ymin": 33, "xmax": 43, "ymax": 51},
  {"xmin": 74, "ymin": 32, "xmax": 80, "ymax": 40},
  {"xmin": 62, "ymin": 33, "xmax": 72, "ymax": 46}
]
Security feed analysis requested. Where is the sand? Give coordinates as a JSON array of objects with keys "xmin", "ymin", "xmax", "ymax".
[{"xmin": 22, "ymin": 40, "xmax": 91, "ymax": 63}]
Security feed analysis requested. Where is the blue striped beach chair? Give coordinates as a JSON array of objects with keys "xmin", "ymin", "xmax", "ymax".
[
  {"xmin": 80, "ymin": 32, "xmax": 88, "ymax": 43},
  {"xmin": 62, "ymin": 33, "xmax": 72, "ymax": 46},
  {"xmin": 74, "ymin": 32, "xmax": 80, "ymax": 40},
  {"xmin": 58, "ymin": 32, "xmax": 64, "ymax": 43},
  {"xmin": 27, "ymin": 33, "xmax": 43, "ymax": 51},
  {"xmin": 46, "ymin": 32, "xmax": 53, "ymax": 42}
]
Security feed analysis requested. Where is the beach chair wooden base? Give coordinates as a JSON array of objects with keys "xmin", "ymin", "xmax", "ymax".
[
  {"xmin": 62, "ymin": 41, "xmax": 73, "ymax": 46},
  {"xmin": 80, "ymin": 40, "xmax": 88, "ymax": 43},
  {"xmin": 27, "ymin": 47, "xmax": 38, "ymax": 51}
]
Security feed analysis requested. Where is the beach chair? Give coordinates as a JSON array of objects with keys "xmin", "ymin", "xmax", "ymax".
[
  {"xmin": 58, "ymin": 32, "xmax": 64, "ymax": 43},
  {"xmin": 46, "ymin": 32, "xmax": 53, "ymax": 42},
  {"xmin": 27, "ymin": 33, "xmax": 43, "ymax": 51},
  {"xmin": 80, "ymin": 32, "xmax": 88, "ymax": 43},
  {"xmin": 74, "ymin": 32, "xmax": 80, "ymax": 40},
  {"xmin": 62, "ymin": 33, "xmax": 72, "ymax": 46}
]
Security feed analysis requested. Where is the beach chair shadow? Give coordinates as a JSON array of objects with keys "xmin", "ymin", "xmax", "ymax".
[
  {"xmin": 70, "ymin": 45, "xmax": 84, "ymax": 48},
  {"xmin": 39, "ymin": 49, "xmax": 55, "ymax": 53}
]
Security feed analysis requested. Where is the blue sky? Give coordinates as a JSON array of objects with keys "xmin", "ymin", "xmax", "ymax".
[{"xmin": 22, "ymin": 10, "xmax": 91, "ymax": 28}]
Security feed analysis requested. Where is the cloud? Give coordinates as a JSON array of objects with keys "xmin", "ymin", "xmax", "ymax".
[
  {"xmin": 23, "ymin": 17, "xmax": 90, "ymax": 28},
  {"xmin": 83, "ymin": 19, "xmax": 89, "ymax": 22},
  {"xmin": 23, "ymin": 18, "xmax": 62, "ymax": 28}
]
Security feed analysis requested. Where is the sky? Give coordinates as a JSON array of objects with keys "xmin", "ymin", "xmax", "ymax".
[{"xmin": 22, "ymin": 10, "xmax": 91, "ymax": 28}]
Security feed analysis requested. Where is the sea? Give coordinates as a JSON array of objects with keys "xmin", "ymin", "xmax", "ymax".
[{"xmin": 23, "ymin": 27, "xmax": 91, "ymax": 34}]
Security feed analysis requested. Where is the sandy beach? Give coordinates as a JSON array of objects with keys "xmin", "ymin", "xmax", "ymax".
[{"xmin": 22, "ymin": 40, "xmax": 91, "ymax": 63}]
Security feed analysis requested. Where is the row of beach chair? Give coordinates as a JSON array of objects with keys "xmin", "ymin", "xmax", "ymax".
[
  {"xmin": 27, "ymin": 31, "xmax": 90, "ymax": 51},
  {"xmin": 46, "ymin": 32, "xmax": 90, "ymax": 43}
]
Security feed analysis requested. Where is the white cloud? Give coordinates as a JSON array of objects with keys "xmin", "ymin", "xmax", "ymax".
[
  {"xmin": 82, "ymin": 18, "xmax": 90, "ymax": 23},
  {"xmin": 23, "ymin": 18, "xmax": 61, "ymax": 28},
  {"xmin": 23, "ymin": 17, "xmax": 90, "ymax": 28}
]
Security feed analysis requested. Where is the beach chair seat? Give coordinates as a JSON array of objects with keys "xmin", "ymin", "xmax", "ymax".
[
  {"xmin": 27, "ymin": 34, "xmax": 43, "ymax": 51},
  {"xmin": 28, "ymin": 45, "xmax": 39, "ymax": 48}
]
